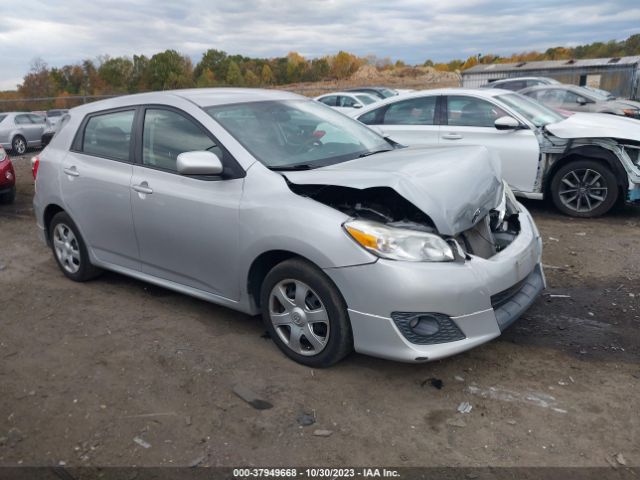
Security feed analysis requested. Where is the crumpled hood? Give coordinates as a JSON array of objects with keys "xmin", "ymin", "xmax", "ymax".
[
  {"xmin": 284, "ymin": 145, "xmax": 503, "ymax": 236},
  {"xmin": 546, "ymin": 112, "xmax": 640, "ymax": 140}
]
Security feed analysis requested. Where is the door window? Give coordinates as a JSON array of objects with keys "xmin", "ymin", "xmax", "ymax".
[
  {"xmin": 318, "ymin": 96, "xmax": 337, "ymax": 107},
  {"xmin": 382, "ymin": 96, "xmax": 437, "ymax": 125},
  {"xmin": 15, "ymin": 114, "xmax": 31, "ymax": 125},
  {"xmin": 82, "ymin": 110, "xmax": 135, "ymax": 161},
  {"xmin": 539, "ymin": 89, "xmax": 566, "ymax": 107},
  {"xmin": 28, "ymin": 114, "xmax": 46, "ymax": 124},
  {"xmin": 339, "ymin": 96, "xmax": 359, "ymax": 107},
  {"xmin": 142, "ymin": 109, "xmax": 220, "ymax": 172},
  {"xmin": 447, "ymin": 96, "xmax": 509, "ymax": 127}
]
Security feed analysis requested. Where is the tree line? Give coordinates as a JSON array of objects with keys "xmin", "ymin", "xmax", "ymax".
[{"xmin": 2, "ymin": 34, "xmax": 639, "ymax": 110}]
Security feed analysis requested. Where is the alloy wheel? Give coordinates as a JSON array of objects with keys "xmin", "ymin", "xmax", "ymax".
[
  {"xmin": 558, "ymin": 168, "xmax": 608, "ymax": 214},
  {"xmin": 13, "ymin": 138, "xmax": 26, "ymax": 155},
  {"xmin": 268, "ymin": 279, "xmax": 330, "ymax": 356},
  {"xmin": 53, "ymin": 223, "xmax": 81, "ymax": 274}
]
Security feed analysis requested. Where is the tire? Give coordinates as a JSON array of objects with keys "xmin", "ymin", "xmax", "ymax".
[
  {"xmin": 49, "ymin": 211, "xmax": 102, "ymax": 282},
  {"xmin": 0, "ymin": 186, "xmax": 16, "ymax": 204},
  {"xmin": 260, "ymin": 258, "xmax": 353, "ymax": 367},
  {"xmin": 11, "ymin": 136, "xmax": 27, "ymax": 155},
  {"xmin": 550, "ymin": 159, "xmax": 618, "ymax": 217}
]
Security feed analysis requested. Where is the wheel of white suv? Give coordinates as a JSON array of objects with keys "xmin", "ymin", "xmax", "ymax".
[
  {"xmin": 260, "ymin": 258, "xmax": 353, "ymax": 367},
  {"xmin": 11, "ymin": 136, "xmax": 27, "ymax": 155},
  {"xmin": 550, "ymin": 159, "xmax": 618, "ymax": 217},
  {"xmin": 49, "ymin": 211, "xmax": 102, "ymax": 282}
]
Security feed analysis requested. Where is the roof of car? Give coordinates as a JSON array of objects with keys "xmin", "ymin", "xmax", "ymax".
[
  {"xmin": 519, "ymin": 84, "xmax": 582, "ymax": 93},
  {"xmin": 316, "ymin": 91, "xmax": 375, "ymax": 97},
  {"xmin": 489, "ymin": 76, "xmax": 558, "ymax": 83},
  {"xmin": 68, "ymin": 88, "xmax": 306, "ymax": 115}
]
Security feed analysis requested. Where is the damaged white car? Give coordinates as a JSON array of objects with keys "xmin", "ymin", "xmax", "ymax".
[
  {"xmin": 34, "ymin": 89, "xmax": 544, "ymax": 366},
  {"xmin": 352, "ymin": 88, "xmax": 640, "ymax": 217}
]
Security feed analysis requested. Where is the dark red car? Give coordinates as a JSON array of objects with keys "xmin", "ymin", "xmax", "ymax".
[{"xmin": 0, "ymin": 145, "xmax": 16, "ymax": 204}]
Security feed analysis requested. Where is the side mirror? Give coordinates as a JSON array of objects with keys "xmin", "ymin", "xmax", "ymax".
[
  {"xmin": 353, "ymin": 104, "xmax": 363, "ymax": 109},
  {"xmin": 576, "ymin": 96, "xmax": 588, "ymax": 105},
  {"xmin": 177, "ymin": 150, "xmax": 223, "ymax": 176},
  {"xmin": 494, "ymin": 116, "xmax": 520, "ymax": 130}
]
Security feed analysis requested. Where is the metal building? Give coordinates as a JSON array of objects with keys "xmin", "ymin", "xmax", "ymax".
[{"xmin": 462, "ymin": 56, "xmax": 640, "ymax": 99}]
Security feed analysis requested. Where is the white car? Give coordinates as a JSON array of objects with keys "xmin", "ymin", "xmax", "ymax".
[
  {"xmin": 350, "ymin": 88, "xmax": 640, "ymax": 217},
  {"xmin": 315, "ymin": 92, "xmax": 378, "ymax": 114}
]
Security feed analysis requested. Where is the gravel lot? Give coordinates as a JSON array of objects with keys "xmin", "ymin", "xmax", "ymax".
[{"xmin": 1, "ymin": 151, "xmax": 639, "ymax": 468}]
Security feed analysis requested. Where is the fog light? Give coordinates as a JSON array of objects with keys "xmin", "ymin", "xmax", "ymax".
[
  {"xmin": 391, "ymin": 312, "xmax": 466, "ymax": 345},
  {"xmin": 409, "ymin": 315, "xmax": 440, "ymax": 336}
]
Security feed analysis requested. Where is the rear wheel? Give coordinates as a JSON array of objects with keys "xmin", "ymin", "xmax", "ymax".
[
  {"xmin": 550, "ymin": 159, "xmax": 618, "ymax": 217},
  {"xmin": 260, "ymin": 258, "xmax": 353, "ymax": 367},
  {"xmin": 49, "ymin": 211, "xmax": 102, "ymax": 281},
  {"xmin": 11, "ymin": 136, "xmax": 27, "ymax": 155}
]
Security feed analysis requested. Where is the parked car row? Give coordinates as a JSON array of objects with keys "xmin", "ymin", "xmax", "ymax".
[{"xmin": 0, "ymin": 109, "xmax": 68, "ymax": 154}]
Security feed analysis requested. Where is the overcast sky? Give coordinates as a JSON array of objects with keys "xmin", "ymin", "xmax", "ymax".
[{"xmin": 1, "ymin": 0, "xmax": 639, "ymax": 90}]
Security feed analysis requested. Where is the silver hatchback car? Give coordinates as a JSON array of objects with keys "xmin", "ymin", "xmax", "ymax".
[
  {"xmin": 0, "ymin": 112, "xmax": 47, "ymax": 154},
  {"xmin": 33, "ymin": 89, "xmax": 544, "ymax": 366}
]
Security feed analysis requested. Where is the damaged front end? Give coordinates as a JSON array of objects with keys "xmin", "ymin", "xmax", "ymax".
[{"xmin": 288, "ymin": 181, "xmax": 522, "ymax": 262}]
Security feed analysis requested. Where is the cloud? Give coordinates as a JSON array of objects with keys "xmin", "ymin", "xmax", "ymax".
[{"xmin": 0, "ymin": 0, "xmax": 638, "ymax": 90}]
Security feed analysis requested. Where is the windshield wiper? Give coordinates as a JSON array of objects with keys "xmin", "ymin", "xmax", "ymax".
[
  {"xmin": 358, "ymin": 148, "xmax": 393, "ymax": 158},
  {"xmin": 269, "ymin": 164, "xmax": 315, "ymax": 171}
]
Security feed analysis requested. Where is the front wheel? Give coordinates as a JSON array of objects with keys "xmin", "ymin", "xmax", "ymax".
[
  {"xmin": 550, "ymin": 160, "xmax": 618, "ymax": 217},
  {"xmin": 260, "ymin": 258, "xmax": 353, "ymax": 367}
]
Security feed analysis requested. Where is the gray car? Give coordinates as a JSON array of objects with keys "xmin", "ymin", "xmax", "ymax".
[
  {"xmin": 520, "ymin": 85, "xmax": 640, "ymax": 119},
  {"xmin": 0, "ymin": 112, "xmax": 48, "ymax": 154},
  {"xmin": 483, "ymin": 77, "xmax": 560, "ymax": 91},
  {"xmin": 33, "ymin": 88, "xmax": 544, "ymax": 366}
]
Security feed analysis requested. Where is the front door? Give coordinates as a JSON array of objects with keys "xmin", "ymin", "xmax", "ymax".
[
  {"xmin": 439, "ymin": 95, "xmax": 541, "ymax": 193},
  {"xmin": 130, "ymin": 107, "xmax": 244, "ymax": 300}
]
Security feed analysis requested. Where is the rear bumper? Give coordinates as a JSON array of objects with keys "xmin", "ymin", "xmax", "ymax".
[{"xmin": 324, "ymin": 205, "xmax": 544, "ymax": 363}]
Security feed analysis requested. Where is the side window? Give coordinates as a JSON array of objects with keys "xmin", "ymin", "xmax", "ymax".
[
  {"xmin": 82, "ymin": 110, "xmax": 135, "ymax": 161},
  {"xmin": 340, "ymin": 96, "xmax": 358, "ymax": 108},
  {"xmin": 318, "ymin": 96, "xmax": 337, "ymax": 107},
  {"xmin": 143, "ymin": 109, "xmax": 219, "ymax": 172},
  {"xmin": 382, "ymin": 97, "xmax": 437, "ymax": 125},
  {"xmin": 563, "ymin": 91, "xmax": 581, "ymax": 104},
  {"xmin": 540, "ymin": 89, "xmax": 566, "ymax": 107},
  {"xmin": 15, "ymin": 114, "xmax": 31, "ymax": 125},
  {"xmin": 358, "ymin": 108, "xmax": 383, "ymax": 125},
  {"xmin": 501, "ymin": 80, "xmax": 526, "ymax": 91},
  {"xmin": 29, "ymin": 114, "xmax": 46, "ymax": 124},
  {"xmin": 447, "ymin": 96, "xmax": 509, "ymax": 127}
]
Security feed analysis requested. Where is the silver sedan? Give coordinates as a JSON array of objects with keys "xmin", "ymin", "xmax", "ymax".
[{"xmin": 32, "ymin": 89, "xmax": 543, "ymax": 366}]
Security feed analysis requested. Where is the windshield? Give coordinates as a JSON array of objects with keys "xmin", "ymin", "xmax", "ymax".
[
  {"xmin": 205, "ymin": 100, "xmax": 392, "ymax": 169},
  {"xmin": 582, "ymin": 86, "xmax": 615, "ymax": 100},
  {"xmin": 497, "ymin": 93, "xmax": 565, "ymax": 127},
  {"xmin": 356, "ymin": 95, "xmax": 376, "ymax": 105}
]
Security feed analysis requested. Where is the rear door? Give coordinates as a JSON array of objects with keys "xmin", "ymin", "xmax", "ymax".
[
  {"xmin": 439, "ymin": 95, "xmax": 540, "ymax": 193},
  {"xmin": 130, "ymin": 106, "xmax": 244, "ymax": 300},
  {"xmin": 356, "ymin": 95, "xmax": 441, "ymax": 145},
  {"xmin": 61, "ymin": 108, "xmax": 139, "ymax": 269},
  {"xmin": 14, "ymin": 114, "xmax": 42, "ymax": 145}
]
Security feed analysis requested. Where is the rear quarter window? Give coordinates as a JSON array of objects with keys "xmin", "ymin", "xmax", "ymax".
[{"xmin": 80, "ymin": 110, "xmax": 135, "ymax": 162}]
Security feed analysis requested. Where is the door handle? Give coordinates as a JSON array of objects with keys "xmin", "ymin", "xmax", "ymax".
[
  {"xmin": 63, "ymin": 166, "xmax": 79, "ymax": 177},
  {"xmin": 132, "ymin": 183, "xmax": 153, "ymax": 195},
  {"xmin": 442, "ymin": 133, "xmax": 463, "ymax": 140}
]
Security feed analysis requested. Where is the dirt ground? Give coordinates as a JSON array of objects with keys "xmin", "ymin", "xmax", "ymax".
[{"xmin": 0, "ymin": 151, "xmax": 638, "ymax": 468}]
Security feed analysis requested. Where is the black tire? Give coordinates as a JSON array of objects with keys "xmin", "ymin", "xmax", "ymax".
[
  {"xmin": 550, "ymin": 159, "xmax": 618, "ymax": 218},
  {"xmin": 11, "ymin": 135, "xmax": 27, "ymax": 155},
  {"xmin": 0, "ymin": 186, "xmax": 16, "ymax": 204},
  {"xmin": 260, "ymin": 258, "xmax": 353, "ymax": 367},
  {"xmin": 49, "ymin": 211, "xmax": 102, "ymax": 282}
]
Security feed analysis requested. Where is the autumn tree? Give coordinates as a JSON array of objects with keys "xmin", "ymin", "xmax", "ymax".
[
  {"xmin": 330, "ymin": 51, "xmax": 362, "ymax": 80},
  {"xmin": 225, "ymin": 61, "xmax": 244, "ymax": 85},
  {"xmin": 261, "ymin": 64, "xmax": 275, "ymax": 85}
]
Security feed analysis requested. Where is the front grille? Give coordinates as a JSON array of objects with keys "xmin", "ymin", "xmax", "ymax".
[{"xmin": 391, "ymin": 312, "xmax": 466, "ymax": 345}]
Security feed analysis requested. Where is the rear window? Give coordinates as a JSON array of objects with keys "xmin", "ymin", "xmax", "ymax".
[
  {"xmin": 81, "ymin": 110, "xmax": 135, "ymax": 161},
  {"xmin": 47, "ymin": 110, "xmax": 65, "ymax": 117}
]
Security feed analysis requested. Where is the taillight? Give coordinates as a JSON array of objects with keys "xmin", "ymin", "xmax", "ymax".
[{"xmin": 32, "ymin": 155, "xmax": 40, "ymax": 179}]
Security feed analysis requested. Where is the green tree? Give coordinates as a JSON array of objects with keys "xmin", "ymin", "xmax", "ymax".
[
  {"xmin": 261, "ymin": 64, "xmax": 275, "ymax": 85},
  {"xmin": 244, "ymin": 70, "xmax": 260, "ymax": 87},
  {"xmin": 98, "ymin": 56, "xmax": 134, "ymax": 92},
  {"xmin": 148, "ymin": 50, "xmax": 193, "ymax": 90},
  {"xmin": 225, "ymin": 61, "xmax": 244, "ymax": 85}
]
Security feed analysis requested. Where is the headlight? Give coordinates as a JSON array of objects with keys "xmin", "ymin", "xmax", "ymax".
[
  {"xmin": 344, "ymin": 219, "xmax": 454, "ymax": 262},
  {"xmin": 623, "ymin": 108, "xmax": 640, "ymax": 118}
]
